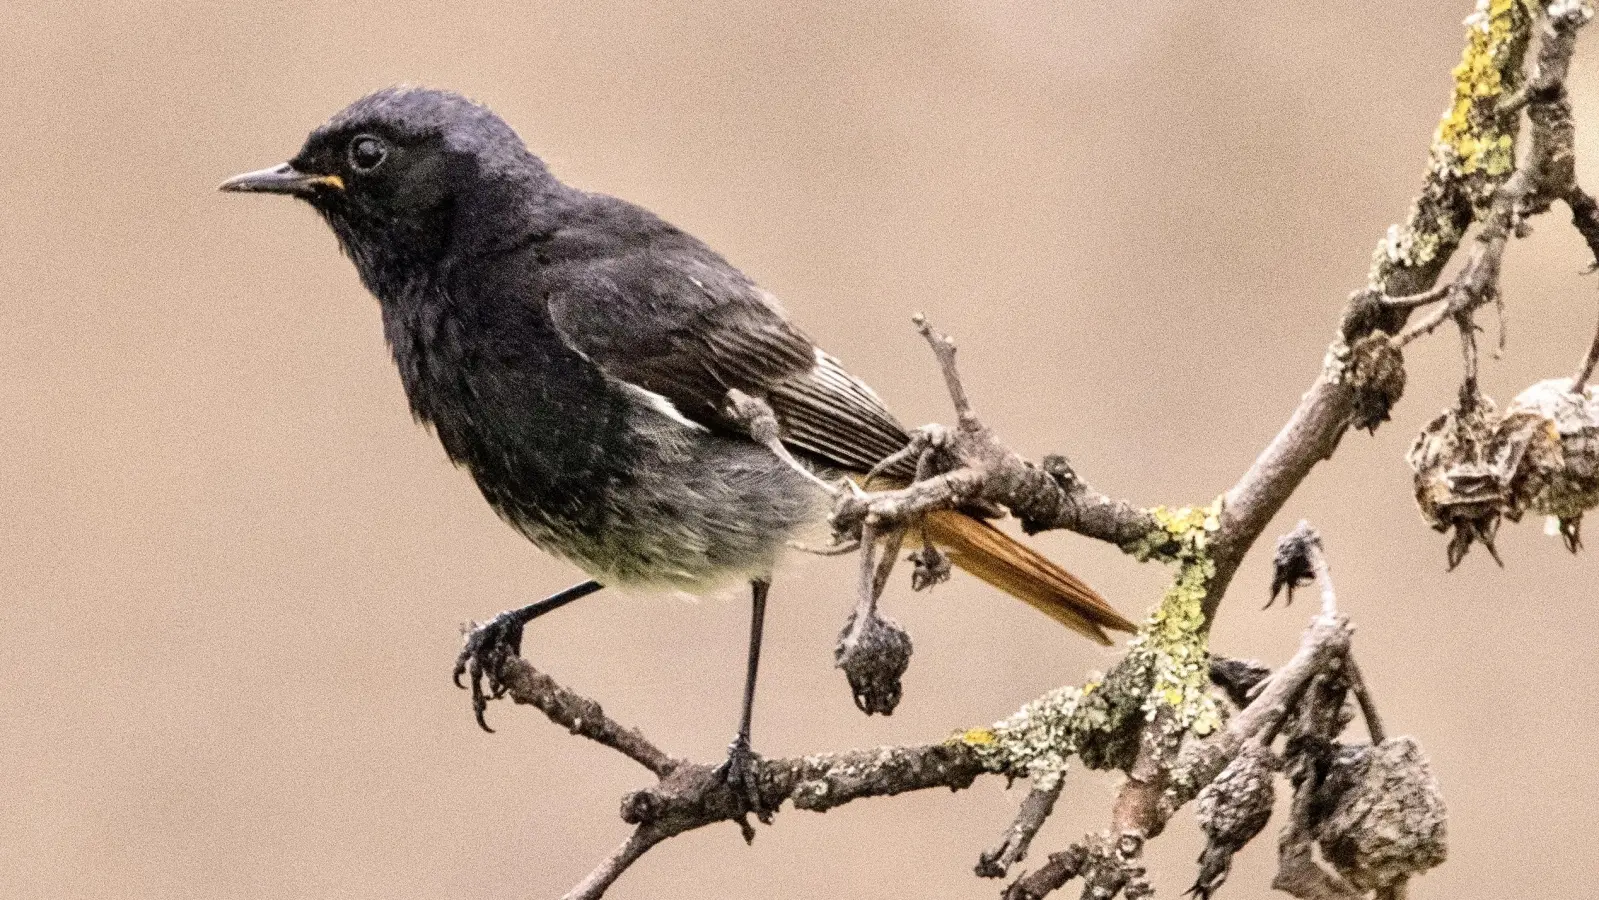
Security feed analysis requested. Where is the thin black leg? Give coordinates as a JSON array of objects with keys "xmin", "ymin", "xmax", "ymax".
[
  {"xmin": 736, "ymin": 578, "xmax": 769, "ymax": 749},
  {"xmin": 454, "ymin": 579, "xmax": 604, "ymax": 732},
  {"xmin": 719, "ymin": 578, "xmax": 770, "ymax": 825}
]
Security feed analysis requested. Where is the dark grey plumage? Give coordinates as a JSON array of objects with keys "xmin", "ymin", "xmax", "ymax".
[{"xmin": 267, "ymin": 86, "xmax": 914, "ymax": 590}]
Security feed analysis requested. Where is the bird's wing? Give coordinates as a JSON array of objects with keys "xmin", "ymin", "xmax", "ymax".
[
  {"xmin": 540, "ymin": 220, "xmax": 910, "ymax": 474},
  {"xmin": 539, "ymin": 205, "xmax": 1132, "ymax": 637}
]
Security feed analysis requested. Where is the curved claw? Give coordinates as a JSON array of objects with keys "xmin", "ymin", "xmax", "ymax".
[{"xmin": 454, "ymin": 611, "xmax": 530, "ymax": 733}]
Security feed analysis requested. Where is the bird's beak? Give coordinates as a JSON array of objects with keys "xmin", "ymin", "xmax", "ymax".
[{"xmin": 218, "ymin": 162, "xmax": 344, "ymax": 197}]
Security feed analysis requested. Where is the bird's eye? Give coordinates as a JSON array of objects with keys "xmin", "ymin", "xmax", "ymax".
[{"xmin": 347, "ymin": 135, "xmax": 388, "ymax": 173}]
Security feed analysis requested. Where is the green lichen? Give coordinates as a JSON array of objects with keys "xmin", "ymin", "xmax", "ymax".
[
  {"xmin": 1369, "ymin": 0, "xmax": 1534, "ymax": 287},
  {"xmin": 957, "ymin": 500, "xmax": 1225, "ymax": 784},
  {"xmin": 1120, "ymin": 505, "xmax": 1202, "ymax": 563},
  {"xmin": 962, "ymin": 684, "xmax": 1086, "ymax": 788},
  {"xmin": 1124, "ymin": 501, "xmax": 1224, "ymax": 737}
]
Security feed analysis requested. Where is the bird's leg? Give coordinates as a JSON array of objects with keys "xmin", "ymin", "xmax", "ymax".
[
  {"xmin": 716, "ymin": 578, "xmax": 771, "ymax": 831},
  {"xmin": 453, "ymin": 579, "xmax": 604, "ymax": 733},
  {"xmin": 723, "ymin": 389, "xmax": 840, "ymax": 495}
]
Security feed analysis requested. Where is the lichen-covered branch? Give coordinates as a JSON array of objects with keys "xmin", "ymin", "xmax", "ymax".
[
  {"xmin": 1208, "ymin": 0, "xmax": 1590, "ymax": 616},
  {"xmin": 996, "ymin": 531, "xmax": 1357, "ymax": 900},
  {"xmin": 459, "ymin": 4, "xmax": 1592, "ymax": 899},
  {"xmin": 493, "ymin": 589, "xmax": 1354, "ymax": 900}
]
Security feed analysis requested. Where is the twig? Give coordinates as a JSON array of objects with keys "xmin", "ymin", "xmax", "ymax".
[
  {"xmin": 1343, "ymin": 654, "xmax": 1387, "ymax": 745},
  {"xmin": 1274, "ymin": 666, "xmax": 1362, "ymax": 900},
  {"xmin": 1567, "ymin": 186, "xmax": 1599, "ymax": 267},
  {"xmin": 870, "ymin": 524, "xmax": 905, "ymax": 600},
  {"xmin": 1572, "ymin": 295, "xmax": 1599, "ymax": 392},
  {"xmin": 1378, "ymin": 283, "xmax": 1452, "ymax": 310},
  {"xmin": 831, "ymin": 315, "xmax": 1162, "ymax": 550},
  {"xmin": 787, "ymin": 537, "xmax": 861, "ymax": 556},
  {"xmin": 1302, "ymin": 528, "xmax": 1339, "ymax": 618},
  {"xmin": 562, "ymin": 829, "xmax": 667, "ymax": 900},
  {"xmin": 914, "ymin": 313, "xmax": 977, "ymax": 427},
  {"xmin": 977, "ymin": 780, "xmax": 1065, "ymax": 878},
  {"xmin": 498, "ymin": 658, "xmax": 678, "ymax": 777},
  {"xmin": 1002, "ymin": 843, "xmax": 1088, "ymax": 900}
]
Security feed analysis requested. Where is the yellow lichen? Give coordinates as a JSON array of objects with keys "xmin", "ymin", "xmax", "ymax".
[
  {"xmin": 1369, "ymin": 0, "xmax": 1534, "ymax": 286},
  {"xmin": 958, "ymin": 727, "xmax": 996, "ymax": 746},
  {"xmin": 1125, "ymin": 499, "xmax": 1224, "ymax": 737},
  {"xmin": 957, "ymin": 500, "xmax": 1227, "ymax": 786},
  {"xmin": 1437, "ymin": 0, "xmax": 1532, "ymax": 180}
]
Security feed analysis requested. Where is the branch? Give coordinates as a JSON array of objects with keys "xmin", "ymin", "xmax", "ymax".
[
  {"xmin": 459, "ymin": 4, "xmax": 1588, "ymax": 898},
  {"xmin": 499, "ymin": 657, "xmax": 678, "ymax": 777},
  {"xmin": 1206, "ymin": 0, "xmax": 1590, "ymax": 618},
  {"xmin": 497, "ymin": 654, "xmax": 991, "ymax": 898},
  {"xmin": 1006, "ymin": 585, "xmax": 1354, "ymax": 899},
  {"xmin": 831, "ymin": 320, "xmax": 1162, "ymax": 553},
  {"xmin": 1572, "ymin": 294, "xmax": 1599, "ymax": 392},
  {"xmin": 560, "ymin": 830, "xmax": 665, "ymax": 900},
  {"xmin": 976, "ymin": 780, "xmax": 1064, "ymax": 879},
  {"xmin": 487, "ymin": 525, "xmax": 1400, "ymax": 900}
]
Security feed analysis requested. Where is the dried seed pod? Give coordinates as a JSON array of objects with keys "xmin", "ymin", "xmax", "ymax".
[
  {"xmin": 1189, "ymin": 743, "xmax": 1277, "ymax": 899},
  {"xmin": 1315, "ymin": 737, "xmax": 1448, "ymax": 892},
  {"xmin": 1345, "ymin": 333, "xmax": 1407, "ymax": 433},
  {"xmin": 1406, "ymin": 398, "xmax": 1511, "ymax": 567},
  {"xmin": 1503, "ymin": 378, "xmax": 1599, "ymax": 550},
  {"xmin": 835, "ymin": 609, "xmax": 912, "ymax": 715}
]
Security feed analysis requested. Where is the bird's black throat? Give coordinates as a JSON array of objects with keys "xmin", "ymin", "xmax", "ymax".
[{"xmin": 320, "ymin": 177, "xmax": 644, "ymax": 540}]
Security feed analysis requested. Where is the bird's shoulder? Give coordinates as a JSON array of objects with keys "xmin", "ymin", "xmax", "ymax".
[
  {"xmin": 504, "ymin": 191, "xmax": 912, "ymax": 472},
  {"xmin": 526, "ymin": 192, "xmax": 816, "ymax": 419}
]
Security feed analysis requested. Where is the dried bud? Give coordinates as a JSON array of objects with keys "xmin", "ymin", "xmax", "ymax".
[
  {"xmin": 1208, "ymin": 656, "xmax": 1272, "ymax": 708},
  {"xmin": 1345, "ymin": 333, "xmax": 1407, "ymax": 433},
  {"xmin": 835, "ymin": 608, "xmax": 912, "ymax": 715},
  {"xmin": 908, "ymin": 543, "xmax": 952, "ymax": 591},
  {"xmin": 1503, "ymin": 378, "xmax": 1599, "ymax": 550},
  {"xmin": 1407, "ymin": 397, "xmax": 1514, "ymax": 567},
  {"xmin": 1315, "ymin": 738, "xmax": 1447, "ymax": 892},
  {"xmin": 1190, "ymin": 743, "xmax": 1277, "ymax": 899},
  {"xmin": 1268, "ymin": 521, "xmax": 1320, "ymax": 607}
]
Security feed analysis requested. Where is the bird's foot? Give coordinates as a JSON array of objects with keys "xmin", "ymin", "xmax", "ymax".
[
  {"xmin": 453, "ymin": 608, "xmax": 532, "ymax": 733},
  {"xmin": 714, "ymin": 735, "xmax": 771, "ymax": 837}
]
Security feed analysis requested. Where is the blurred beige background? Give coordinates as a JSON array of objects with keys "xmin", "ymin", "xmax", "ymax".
[{"xmin": 3, "ymin": 2, "xmax": 1597, "ymax": 898}]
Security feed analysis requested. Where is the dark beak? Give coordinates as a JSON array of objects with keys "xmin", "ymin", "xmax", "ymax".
[{"xmin": 218, "ymin": 162, "xmax": 344, "ymax": 197}]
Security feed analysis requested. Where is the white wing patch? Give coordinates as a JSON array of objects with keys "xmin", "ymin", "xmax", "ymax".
[{"xmin": 623, "ymin": 383, "xmax": 708, "ymax": 431}]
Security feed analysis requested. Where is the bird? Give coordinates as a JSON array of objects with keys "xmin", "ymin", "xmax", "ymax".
[{"xmin": 220, "ymin": 86, "xmax": 1135, "ymax": 809}]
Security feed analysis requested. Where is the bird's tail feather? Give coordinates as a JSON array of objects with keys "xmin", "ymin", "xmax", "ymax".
[{"xmin": 917, "ymin": 508, "xmax": 1137, "ymax": 645}]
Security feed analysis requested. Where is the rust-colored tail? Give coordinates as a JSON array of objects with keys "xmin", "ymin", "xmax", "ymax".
[{"xmin": 918, "ymin": 508, "xmax": 1137, "ymax": 645}]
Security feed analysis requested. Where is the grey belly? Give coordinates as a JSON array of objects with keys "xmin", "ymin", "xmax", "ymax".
[{"xmin": 503, "ymin": 423, "xmax": 826, "ymax": 591}]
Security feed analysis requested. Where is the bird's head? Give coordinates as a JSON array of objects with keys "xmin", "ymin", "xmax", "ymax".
[{"xmin": 221, "ymin": 86, "xmax": 557, "ymax": 286}]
